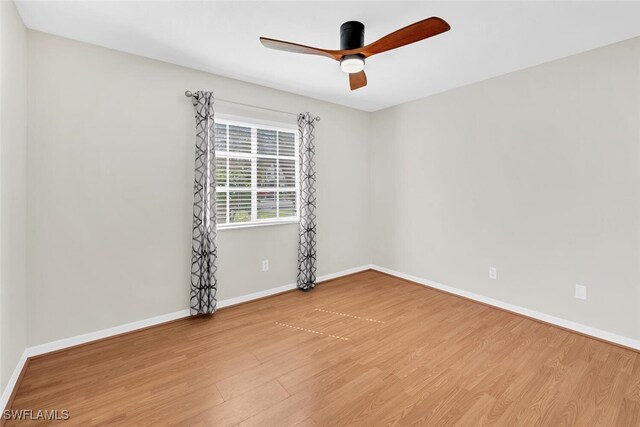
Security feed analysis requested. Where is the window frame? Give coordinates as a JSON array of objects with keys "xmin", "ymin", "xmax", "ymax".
[{"xmin": 214, "ymin": 113, "xmax": 300, "ymax": 230}]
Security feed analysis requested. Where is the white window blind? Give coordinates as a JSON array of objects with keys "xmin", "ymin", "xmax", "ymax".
[{"xmin": 214, "ymin": 117, "xmax": 299, "ymax": 228}]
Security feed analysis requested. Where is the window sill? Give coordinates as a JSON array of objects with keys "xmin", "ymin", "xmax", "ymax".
[{"xmin": 217, "ymin": 219, "xmax": 299, "ymax": 231}]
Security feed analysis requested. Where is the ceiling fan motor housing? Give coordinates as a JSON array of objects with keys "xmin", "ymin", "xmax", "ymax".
[{"xmin": 340, "ymin": 21, "xmax": 365, "ymax": 50}]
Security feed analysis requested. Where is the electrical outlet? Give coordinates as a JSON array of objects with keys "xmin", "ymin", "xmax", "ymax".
[
  {"xmin": 575, "ymin": 284, "xmax": 587, "ymax": 300},
  {"xmin": 489, "ymin": 267, "xmax": 497, "ymax": 280},
  {"xmin": 262, "ymin": 260, "xmax": 269, "ymax": 272}
]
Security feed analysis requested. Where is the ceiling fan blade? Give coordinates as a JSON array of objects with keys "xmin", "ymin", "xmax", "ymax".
[
  {"xmin": 259, "ymin": 37, "xmax": 342, "ymax": 61},
  {"xmin": 358, "ymin": 17, "xmax": 450, "ymax": 57},
  {"xmin": 349, "ymin": 71, "xmax": 367, "ymax": 91}
]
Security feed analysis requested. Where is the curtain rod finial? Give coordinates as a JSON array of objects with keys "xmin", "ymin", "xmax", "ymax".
[{"xmin": 185, "ymin": 90, "xmax": 193, "ymax": 98}]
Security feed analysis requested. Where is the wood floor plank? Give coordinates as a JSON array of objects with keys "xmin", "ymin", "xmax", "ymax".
[
  {"xmin": 5, "ymin": 270, "xmax": 639, "ymax": 426},
  {"xmin": 174, "ymin": 380, "xmax": 290, "ymax": 426}
]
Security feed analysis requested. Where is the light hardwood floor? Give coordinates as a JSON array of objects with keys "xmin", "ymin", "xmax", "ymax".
[{"xmin": 6, "ymin": 270, "xmax": 640, "ymax": 426}]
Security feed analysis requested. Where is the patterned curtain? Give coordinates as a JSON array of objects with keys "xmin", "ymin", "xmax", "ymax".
[
  {"xmin": 297, "ymin": 113, "xmax": 317, "ymax": 291},
  {"xmin": 190, "ymin": 91, "xmax": 218, "ymax": 315}
]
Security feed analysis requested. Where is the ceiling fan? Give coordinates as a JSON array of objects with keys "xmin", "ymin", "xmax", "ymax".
[{"xmin": 259, "ymin": 17, "xmax": 450, "ymax": 91}]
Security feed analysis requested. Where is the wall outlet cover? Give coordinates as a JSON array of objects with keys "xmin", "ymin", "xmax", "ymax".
[
  {"xmin": 489, "ymin": 267, "xmax": 497, "ymax": 280},
  {"xmin": 575, "ymin": 284, "xmax": 587, "ymax": 300}
]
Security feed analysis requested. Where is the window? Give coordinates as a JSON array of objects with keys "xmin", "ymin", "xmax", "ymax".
[{"xmin": 214, "ymin": 116, "xmax": 299, "ymax": 228}]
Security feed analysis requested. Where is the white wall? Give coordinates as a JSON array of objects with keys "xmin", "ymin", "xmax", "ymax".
[
  {"xmin": 27, "ymin": 32, "xmax": 371, "ymax": 346},
  {"xmin": 0, "ymin": 0, "xmax": 28, "ymax": 391},
  {"xmin": 21, "ymin": 27, "xmax": 640, "ymax": 350},
  {"xmin": 370, "ymin": 37, "xmax": 640, "ymax": 340}
]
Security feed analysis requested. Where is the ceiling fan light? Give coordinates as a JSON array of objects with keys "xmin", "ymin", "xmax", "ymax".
[{"xmin": 340, "ymin": 55, "xmax": 365, "ymax": 73}]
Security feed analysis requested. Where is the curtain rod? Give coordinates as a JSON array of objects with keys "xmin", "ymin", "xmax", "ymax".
[{"xmin": 184, "ymin": 91, "xmax": 320, "ymax": 121}]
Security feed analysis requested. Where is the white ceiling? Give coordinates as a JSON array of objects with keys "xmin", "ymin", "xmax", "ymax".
[{"xmin": 15, "ymin": 1, "xmax": 640, "ymax": 111}]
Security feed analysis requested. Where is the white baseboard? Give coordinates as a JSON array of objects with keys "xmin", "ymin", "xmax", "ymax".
[
  {"xmin": 217, "ymin": 283, "xmax": 297, "ymax": 309},
  {"xmin": 0, "ymin": 350, "xmax": 28, "ymax": 412},
  {"xmin": 371, "ymin": 264, "xmax": 640, "ymax": 351},
  {"xmin": 217, "ymin": 264, "xmax": 372, "ymax": 309},
  {"xmin": 316, "ymin": 264, "xmax": 374, "ymax": 282},
  {"xmin": 26, "ymin": 309, "xmax": 191, "ymax": 358},
  {"xmin": 1, "ymin": 264, "xmax": 373, "ymax": 410}
]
